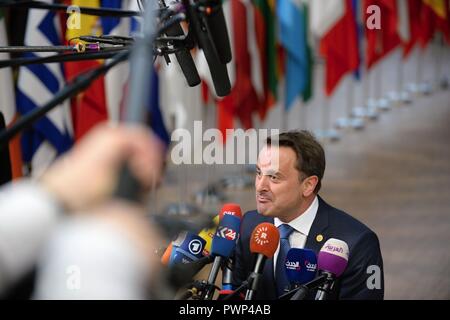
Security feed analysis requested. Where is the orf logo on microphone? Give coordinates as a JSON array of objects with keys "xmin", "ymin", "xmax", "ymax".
[{"xmin": 188, "ymin": 239, "xmax": 203, "ymax": 255}]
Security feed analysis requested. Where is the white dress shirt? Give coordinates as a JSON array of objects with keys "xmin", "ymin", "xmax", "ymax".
[{"xmin": 273, "ymin": 196, "xmax": 319, "ymax": 277}]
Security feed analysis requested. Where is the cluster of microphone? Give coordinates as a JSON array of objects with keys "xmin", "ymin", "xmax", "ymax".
[
  {"xmin": 159, "ymin": 0, "xmax": 232, "ymax": 97},
  {"xmin": 160, "ymin": 203, "xmax": 351, "ymax": 301},
  {"xmin": 160, "ymin": 203, "xmax": 242, "ymax": 299},
  {"xmin": 280, "ymin": 238, "xmax": 349, "ymax": 300}
]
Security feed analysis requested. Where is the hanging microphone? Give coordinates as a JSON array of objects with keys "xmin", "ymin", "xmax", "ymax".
[
  {"xmin": 315, "ymin": 238, "xmax": 349, "ymax": 300},
  {"xmin": 284, "ymin": 248, "xmax": 318, "ymax": 292},
  {"xmin": 182, "ymin": 0, "xmax": 231, "ymax": 97},
  {"xmin": 202, "ymin": 214, "xmax": 241, "ymax": 300},
  {"xmin": 245, "ymin": 223, "xmax": 280, "ymax": 300},
  {"xmin": 159, "ymin": 0, "xmax": 201, "ymax": 87},
  {"xmin": 200, "ymin": 0, "xmax": 232, "ymax": 64}
]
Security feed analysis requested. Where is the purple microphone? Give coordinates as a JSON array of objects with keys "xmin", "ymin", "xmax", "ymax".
[{"xmin": 315, "ymin": 238, "xmax": 349, "ymax": 300}]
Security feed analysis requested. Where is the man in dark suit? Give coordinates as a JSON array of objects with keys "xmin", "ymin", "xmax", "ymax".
[{"xmin": 232, "ymin": 131, "xmax": 384, "ymax": 300}]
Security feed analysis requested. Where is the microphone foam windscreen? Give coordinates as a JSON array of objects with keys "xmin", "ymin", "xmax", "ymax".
[
  {"xmin": 318, "ymin": 238, "xmax": 349, "ymax": 278},
  {"xmin": 219, "ymin": 203, "xmax": 243, "ymax": 220},
  {"xmin": 198, "ymin": 215, "xmax": 220, "ymax": 256},
  {"xmin": 284, "ymin": 248, "xmax": 317, "ymax": 285},
  {"xmin": 211, "ymin": 214, "xmax": 241, "ymax": 258},
  {"xmin": 170, "ymin": 232, "xmax": 207, "ymax": 266},
  {"xmin": 161, "ymin": 243, "xmax": 173, "ymax": 266},
  {"xmin": 249, "ymin": 223, "xmax": 280, "ymax": 258}
]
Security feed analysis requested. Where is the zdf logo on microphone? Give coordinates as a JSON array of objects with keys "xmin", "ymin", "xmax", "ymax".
[{"xmin": 216, "ymin": 226, "xmax": 237, "ymax": 241}]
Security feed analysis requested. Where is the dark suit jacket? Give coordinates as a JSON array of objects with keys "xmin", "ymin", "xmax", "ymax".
[{"xmin": 232, "ymin": 196, "xmax": 384, "ymax": 300}]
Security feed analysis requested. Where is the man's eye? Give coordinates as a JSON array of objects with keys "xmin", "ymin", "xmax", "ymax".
[{"xmin": 270, "ymin": 175, "xmax": 279, "ymax": 181}]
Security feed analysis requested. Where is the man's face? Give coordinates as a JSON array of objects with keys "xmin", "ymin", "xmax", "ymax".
[{"xmin": 255, "ymin": 146, "xmax": 310, "ymax": 221}]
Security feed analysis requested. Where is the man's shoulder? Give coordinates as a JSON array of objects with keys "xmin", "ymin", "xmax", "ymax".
[{"xmin": 318, "ymin": 197, "xmax": 379, "ymax": 244}]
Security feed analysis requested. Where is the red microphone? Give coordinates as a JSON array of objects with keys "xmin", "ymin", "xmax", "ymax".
[
  {"xmin": 219, "ymin": 203, "xmax": 243, "ymax": 220},
  {"xmin": 245, "ymin": 223, "xmax": 280, "ymax": 300}
]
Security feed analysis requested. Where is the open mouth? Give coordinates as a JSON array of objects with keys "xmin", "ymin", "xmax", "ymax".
[{"xmin": 256, "ymin": 195, "xmax": 271, "ymax": 203}]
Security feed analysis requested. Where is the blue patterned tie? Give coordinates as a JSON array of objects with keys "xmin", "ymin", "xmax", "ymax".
[{"xmin": 276, "ymin": 224, "xmax": 294, "ymax": 296}]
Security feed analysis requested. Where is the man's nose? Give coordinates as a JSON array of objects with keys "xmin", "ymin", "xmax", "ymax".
[{"xmin": 255, "ymin": 175, "xmax": 269, "ymax": 193}]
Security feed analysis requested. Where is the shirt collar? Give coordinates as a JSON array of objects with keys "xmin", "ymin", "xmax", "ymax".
[{"xmin": 274, "ymin": 196, "xmax": 319, "ymax": 236}]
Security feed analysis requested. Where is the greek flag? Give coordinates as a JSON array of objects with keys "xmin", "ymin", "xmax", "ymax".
[{"xmin": 16, "ymin": 1, "xmax": 73, "ymax": 177}]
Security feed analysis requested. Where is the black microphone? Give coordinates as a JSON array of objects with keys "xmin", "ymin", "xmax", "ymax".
[
  {"xmin": 221, "ymin": 254, "xmax": 234, "ymax": 292},
  {"xmin": 183, "ymin": 0, "xmax": 231, "ymax": 97},
  {"xmin": 288, "ymin": 274, "xmax": 327, "ymax": 300},
  {"xmin": 201, "ymin": 0, "xmax": 232, "ymax": 64},
  {"xmin": 168, "ymin": 255, "xmax": 214, "ymax": 288},
  {"xmin": 244, "ymin": 223, "xmax": 280, "ymax": 300},
  {"xmin": 159, "ymin": 0, "xmax": 201, "ymax": 87}
]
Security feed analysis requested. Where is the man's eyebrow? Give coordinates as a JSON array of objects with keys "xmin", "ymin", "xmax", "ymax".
[{"xmin": 263, "ymin": 169, "xmax": 282, "ymax": 176}]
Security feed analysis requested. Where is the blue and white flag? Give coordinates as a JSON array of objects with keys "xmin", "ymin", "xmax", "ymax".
[{"xmin": 16, "ymin": 1, "xmax": 73, "ymax": 177}]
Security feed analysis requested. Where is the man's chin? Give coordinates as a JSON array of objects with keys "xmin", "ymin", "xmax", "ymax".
[{"xmin": 257, "ymin": 205, "xmax": 273, "ymax": 217}]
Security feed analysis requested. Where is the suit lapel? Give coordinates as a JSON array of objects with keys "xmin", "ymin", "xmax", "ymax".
[{"xmin": 304, "ymin": 195, "xmax": 330, "ymax": 253}]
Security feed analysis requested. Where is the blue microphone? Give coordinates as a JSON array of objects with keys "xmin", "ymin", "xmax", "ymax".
[
  {"xmin": 203, "ymin": 214, "xmax": 241, "ymax": 300},
  {"xmin": 211, "ymin": 214, "xmax": 241, "ymax": 258},
  {"xmin": 284, "ymin": 248, "xmax": 318, "ymax": 290},
  {"xmin": 170, "ymin": 232, "xmax": 207, "ymax": 266}
]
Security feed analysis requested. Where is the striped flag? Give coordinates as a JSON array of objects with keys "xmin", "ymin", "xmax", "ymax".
[
  {"xmin": 128, "ymin": 1, "xmax": 171, "ymax": 148},
  {"xmin": 253, "ymin": 0, "xmax": 279, "ymax": 113},
  {"xmin": 311, "ymin": 0, "xmax": 359, "ymax": 96},
  {"xmin": 65, "ymin": 0, "xmax": 108, "ymax": 141},
  {"xmin": 0, "ymin": 10, "xmax": 14, "ymax": 128},
  {"xmin": 364, "ymin": 0, "xmax": 401, "ymax": 69},
  {"xmin": 352, "ymin": 0, "xmax": 364, "ymax": 79},
  {"xmin": 217, "ymin": 0, "xmax": 260, "ymax": 138},
  {"xmin": 420, "ymin": 0, "xmax": 450, "ymax": 46},
  {"xmin": 397, "ymin": 0, "xmax": 411, "ymax": 44},
  {"xmin": 277, "ymin": 0, "xmax": 312, "ymax": 109},
  {"xmin": 0, "ymin": 10, "xmax": 23, "ymax": 180},
  {"xmin": 101, "ymin": 0, "xmax": 131, "ymax": 123},
  {"xmin": 16, "ymin": 1, "xmax": 73, "ymax": 177},
  {"xmin": 403, "ymin": 0, "xmax": 422, "ymax": 58}
]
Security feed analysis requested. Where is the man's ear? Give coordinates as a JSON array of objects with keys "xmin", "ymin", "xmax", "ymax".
[{"xmin": 302, "ymin": 176, "xmax": 319, "ymax": 197}]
